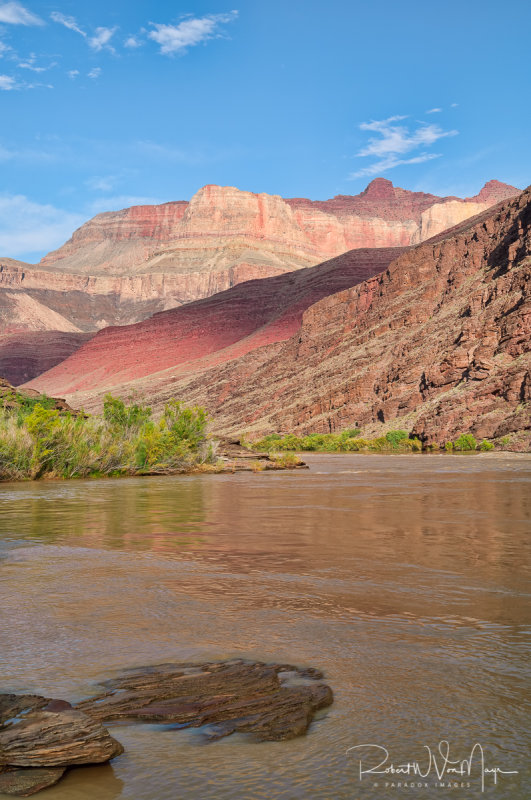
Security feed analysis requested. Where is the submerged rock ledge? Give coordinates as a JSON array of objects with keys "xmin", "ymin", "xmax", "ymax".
[{"xmin": 0, "ymin": 659, "xmax": 333, "ymax": 796}]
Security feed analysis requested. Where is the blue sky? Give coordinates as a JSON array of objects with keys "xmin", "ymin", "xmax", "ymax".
[{"xmin": 0, "ymin": 0, "xmax": 530, "ymax": 260}]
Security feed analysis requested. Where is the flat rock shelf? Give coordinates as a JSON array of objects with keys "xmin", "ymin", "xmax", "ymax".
[{"xmin": 0, "ymin": 659, "xmax": 333, "ymax": 796}]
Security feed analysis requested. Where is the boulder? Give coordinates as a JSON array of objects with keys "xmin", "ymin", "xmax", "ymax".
[{"xmin": 0, "ymin": 694, "xmax": 123, "ymax": 768}]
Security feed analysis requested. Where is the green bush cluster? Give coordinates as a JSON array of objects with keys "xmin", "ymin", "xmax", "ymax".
[
  {"xmin": 253, "ymin": 429, "xmax": 422, "ymax": 453},
  {"xmin": 445, "ymin": 434, "xmax": 495, "ymax": 452},
  {"xmin": 0, "ymin": 393, "xmax": 210, "ymax": 481},
  {"xmin": 254, "ymin": 428, "xmax": 498, "ymax": 454}
]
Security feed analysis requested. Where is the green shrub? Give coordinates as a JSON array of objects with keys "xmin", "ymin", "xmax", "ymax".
[
  {"xmin": 385, "ymin": 429, "xmax": 409, "ymax": 448},
  {"xmin": 445, "ymin": 441, "xmax": 454, "ymax": 451},
  {"xmin": 340, "ymin": 428, "xmax": 361, "ymax": 439},
  {"xmin": 103, "ymin": 394, "xmax": 152, "ymax": 429},
  {"xmin": 479, "ymin": 440, "xmax": 495, "ymax": 451},
  {"xmin": 270, "ymin": 451, "xmax": 301, "ymax": 467},
  {"xmin": 0, "ymin": 395, "xmax": 211, "ymax": 481},
  {"xmin": 453, "ymin": 434, "xmax": 477, "ymax": 451}
]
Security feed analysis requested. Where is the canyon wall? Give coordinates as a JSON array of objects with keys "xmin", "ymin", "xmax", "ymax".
[
  {"xmin": 28, "ymin": 187, "xmax": 530, "ymax": 449},
  {"xmin": 2, "ymin": 179, "xmax": 519, "ymax": 384}
]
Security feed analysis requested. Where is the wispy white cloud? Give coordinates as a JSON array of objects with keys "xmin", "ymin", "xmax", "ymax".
[
  {"xmin": 0, "ymin": 193, "xmax": 85, "ymax": 258},
  {"xmin": 148, "ymin": 11, "xmax": 238, "ymax": 55},
  {"xmin": 88, "ymin": 67, "xmax": 101, "ymax": 79},
  {"xmin": 18, "ymin": 53, "xmax": 56, "ymax": 72},
  {"xmin": 18, "ymin": 62, "xmax": 45, "ymax": 72},
  {"xmin": 0, "ymin": 139, "xmax": 56, "ymax": 160},
  {"xmin": 0, "ymin": 39, "xmax": 14, "ymax": 56},
  {"xmin": 0, "ymin": 73, "xmax": 15, "ymax": 89},
  {"xmin": 88, "ymin": 26, "xmax": 117, "ymax": 52},
  {"xmin": 352, "ymin": 152, "xmax": 441, "ymax": 178},
  {"xmin": 124, "ymin": 35, "xmax": 141, "ymax": 48},
  {"xmin": 0, "ymin": 72, "xmax": 54, "ymax": 91},
  {"xmin": 0, "ymin": 2, "xmax": 43, "ymax": 26},
  {"xmin": 426, "ymin": 107, "xmax": 442, "ymax": 114},
  {"xmin": 350, "ymin": 115, "xmax": 458, "ymax": 178},
  {"xmin": 67, "ymin": 69, "xmax": 79, "ymax": 79},
  {"xmin": 50, "ymin": 13, "xmax": 116, "ymax": 53},
  {"xmin": 50, "ymin": 11, "xmax": 86, "ymax": 37}
]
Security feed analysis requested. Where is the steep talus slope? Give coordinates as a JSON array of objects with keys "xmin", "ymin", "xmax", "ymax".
[
  {"xmin": 34, "ymin": 188, "xmax": 529, "ymax": 449},
  {"xmin": 26, "ymin": 247, "xmax": 403, "ymax": 396}
]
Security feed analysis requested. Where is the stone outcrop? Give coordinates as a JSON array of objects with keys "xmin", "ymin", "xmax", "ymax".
[
  {"xmin": 0, "ymin": 766, "xmax": 67, "ymax": 797},
  {"xmin": 0, "ymin": 661, "xmax": 332, "ymax": 794},
  {"xmin": 411, "ymin": 200, "xmax": 489, "ymax": 244},
  {"xmin": 0, "ymin": 377, "xmax": 77, "ymax": 415},
  {"xmin": 28, "ymin": 188, "xmax": 530, "ymax": 450},
  {"xmin": 76, "ymin": 659, "xmax": 333, "ymax": 742},
  {"xmin": 1, "ymin": 180, "xmax": 519, "ymax": 384}
]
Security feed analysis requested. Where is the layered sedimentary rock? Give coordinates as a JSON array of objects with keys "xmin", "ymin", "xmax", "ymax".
[
  {"xmin": 76, "ymin": 659, "xmax": 333, "ymax": 741},
  {"xmin": 2, "ymin": 180, "xmax": 519, "ymax": 384},
  {"xmin": 411, "ymin": 200, "xmax": 489, "ymax": 244},
  {"xmin": 0, "ymin": 332, "xmax": 92, "ymax": 387},
  {"xmin": 0, "ymin": 660, "xmax": 332, "ymax": 795},
  {"xmin": 39, "ymin": 179, "xmax": 519, "ymax": 278},
  {"xmin": 26, "ymin": 247, "xmax": 401, "ymax": 395},
  {"xmin": 29, "ymin": 188, "xmax": 530, "ymax": 449},
  {"xmin": 0, "ymin": 699, "xmax": 122, "ymax": 768}
]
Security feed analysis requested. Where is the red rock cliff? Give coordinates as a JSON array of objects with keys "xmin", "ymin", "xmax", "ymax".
[{"xmin": 29, "ymin": 187, "xmax": 529, "ymax": 449}]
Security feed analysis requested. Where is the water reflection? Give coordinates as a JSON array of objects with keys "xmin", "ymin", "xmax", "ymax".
[
  {"xmin": 44, "ymin": 764, "xmax": 124, "ymax": 800},
  {"xmin": 0, "ymin": 454, "xmax": 530, "ymax": 799}
]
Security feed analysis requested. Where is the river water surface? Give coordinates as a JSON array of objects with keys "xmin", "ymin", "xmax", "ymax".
[{"xmin": 0, "ymin": 454, "xmax": 530, "ymax": 799}]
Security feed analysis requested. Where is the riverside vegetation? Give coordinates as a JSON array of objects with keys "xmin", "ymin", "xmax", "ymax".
[
  {"xmin": 251, "ymin": 430, "xmax": 495, "ymax": 453},
  {"xmin": 0, "ymin": 390, "xmax": 212, "ymax": 481},
  {"xmin": 0, "ymin": 385, "xmax": 497, "ymax": 483}
]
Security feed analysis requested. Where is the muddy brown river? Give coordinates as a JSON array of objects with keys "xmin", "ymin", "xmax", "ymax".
[{"xmin": 1, "ymin": 454, "xmax": 530, "ymax": 799}]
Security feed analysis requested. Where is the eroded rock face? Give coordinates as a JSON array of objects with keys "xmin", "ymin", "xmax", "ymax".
[
  {"xmin": 0, "ymin": 661, "xmax": 332, "ymax": 794},
  {"xmin": 0, "ymin": 766, "xmax": 66, "ymax": 797},
  {"xmin": 38, "ymin": 180, "xmax": 520, "ymax": 280},
  {"xmin": 0, "ymin": 332, "xmax": 92, "ymax": 386},
  {"xmin": 411, "ymin": 200, "xmax": 489, "ymax": 244}
]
